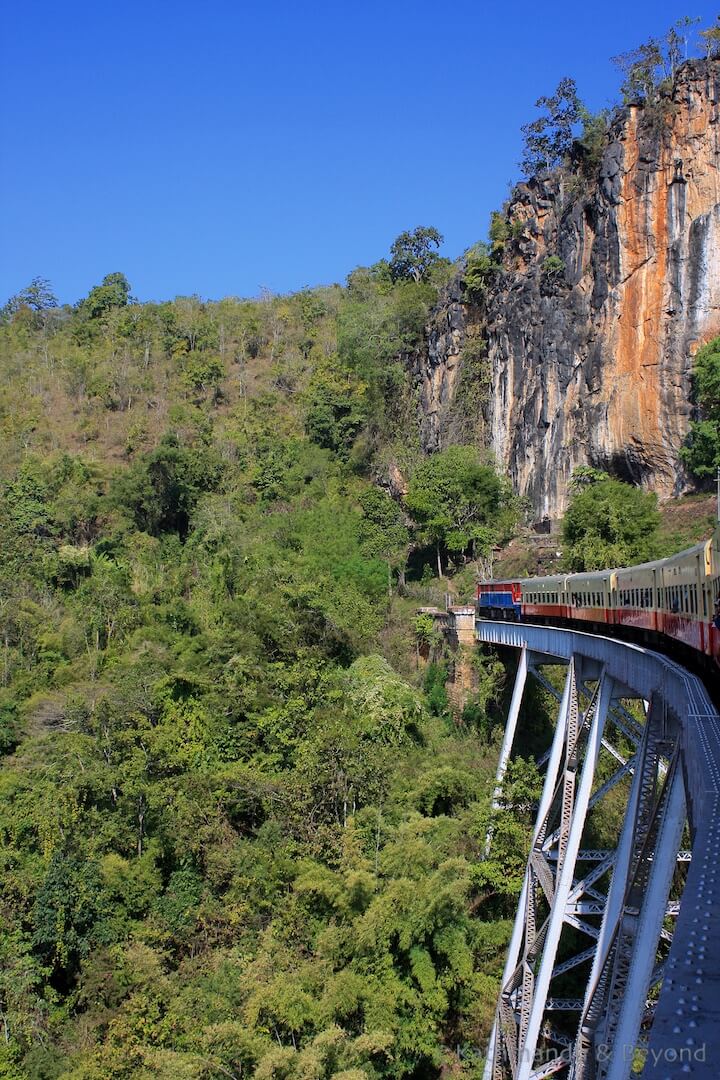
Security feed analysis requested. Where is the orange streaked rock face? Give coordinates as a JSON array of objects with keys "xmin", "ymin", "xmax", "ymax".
[{"xmin": 415, "ymin": 59, "xmax": 720, "ymax": 521}]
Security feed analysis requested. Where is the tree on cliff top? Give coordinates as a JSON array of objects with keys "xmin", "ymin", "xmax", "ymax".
[
  {"xmin": 388, "ymin": 226, "xmax": 444, "ymax": 284},
  {"xmin": 701, "ymin": 17, "xmax": 720, "ymax": 58},
  {"xmin": 519, "ymin": 77, "xmax": 585, "ymax": 176},
  {"xmin": 612, "ymin": 18, "xmax": 702, "ymax": 106}
]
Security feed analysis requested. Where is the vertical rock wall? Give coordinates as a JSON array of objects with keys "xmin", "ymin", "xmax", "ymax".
[{"xmin": 414, "ymin": 59, "xmax": 720, "ymax": 521}]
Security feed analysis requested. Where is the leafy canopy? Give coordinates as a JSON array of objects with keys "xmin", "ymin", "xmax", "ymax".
[
  {"xmin": 358, "ymin": 487, "xmax": 409, "ymax": 571},
  {"xmin": 389, "ymin": 226, "xmax": 444, "ymax": 284},
  {"xmin": 520, "ymin": 77, "xmax": 585, "ymax": 176},
  {"xmin": 1, "ymin": 277, "xmax": 58, "ymax": 320},
  {"xmin": 681, "ymin": 336, "xmax": 720, "ymax": 480},
  {"xmin": 81, "ymin": 272, "xmax": 131, "ymax": 319},
  {"xmin": 562, "ymin": 474, "xmax": 661, "ymax": 570},
  {"xmin": 612, "ymin": 19, "xmax": 701, "ymax": 106},
  {"xmin": 405, "ymin": 446, "xmax": 506, "ymax": 572}
]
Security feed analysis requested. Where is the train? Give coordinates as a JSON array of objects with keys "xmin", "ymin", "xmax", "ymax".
[{"xmin": 476, "ymin": 526, "xmax": 720, "ymax": 667}]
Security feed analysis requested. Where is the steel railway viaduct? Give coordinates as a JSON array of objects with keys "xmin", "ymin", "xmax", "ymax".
[{"xmin": 448, "ymin": 613, "xmax": 720, "ymax": 1080}]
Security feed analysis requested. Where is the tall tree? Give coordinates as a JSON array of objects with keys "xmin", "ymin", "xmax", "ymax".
[
  {"xmin": 388, "ymin": 226, "xmax": 444, "ymax": 283},
  {"xmin": 358, "ymin": 487, "xmax": 410, "ymax": 594},
  {"xmin": 520, "ymin": 77, "xmax": 585, "ymax": 176},
  {"xmin": 405, "ymin": 446, "xmax": 502, "ymax": 577},
  {"xmin": 562, "ymin": 476, "xmax": 661, "ymax": 570},
  {"xmin": 1, "ymin": 278, "xmax": 58, "ymax": 319},
  {"xmin": 81, "ymin": 272, "xmax": 131, "ymax": 319}
]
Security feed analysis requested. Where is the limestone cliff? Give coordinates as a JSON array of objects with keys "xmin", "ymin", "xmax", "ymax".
[{"xmin": 414, "ymin": 58, "xmax": 720, "ymax": 521}]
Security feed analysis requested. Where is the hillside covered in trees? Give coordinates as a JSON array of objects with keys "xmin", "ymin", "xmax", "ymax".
[{"xmin": 0, "ymin": 256, "xmax": 542, "ymax": 1080}]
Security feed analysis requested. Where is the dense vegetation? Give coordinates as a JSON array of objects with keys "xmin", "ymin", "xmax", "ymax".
[
  {"xmin": 0, "ymin": 256, "xmax": 531, "ymax": 1080},
  {"xmin": 681, "ymin": 335, "xmax": 720, "ymax": 482},
  {"xmin": 561, "ymin": 469, "xmax": 663, "ymax": 572}
]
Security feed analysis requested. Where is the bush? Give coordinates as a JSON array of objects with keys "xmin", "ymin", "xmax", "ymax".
[
  {"xmin": 681, "ymin": 336, "xmax": 720, "ymax": 480},
  {"xmin": 562, "ymin": 477, "xmax": 661, "ymax": 570}
]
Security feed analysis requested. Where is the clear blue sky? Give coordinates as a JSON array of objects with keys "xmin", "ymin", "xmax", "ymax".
[{"xmin": 2, "ymin": 1, "xmax": 717, "ymax": 305}]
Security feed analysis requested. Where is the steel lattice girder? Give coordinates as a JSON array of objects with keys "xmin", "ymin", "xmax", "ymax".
[{"xmin": 479, "ymin": 622, "xmax": 718, "ymax": 1080}]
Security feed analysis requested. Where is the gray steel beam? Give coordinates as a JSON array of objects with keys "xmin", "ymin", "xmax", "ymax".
[
  {"xmin": 603, "ymin": 759, "xmax": 686, "ymax": 1080},
  {"xmin": 475, "ymin": 620, "xmax": 718, "ymax": 1080},
  {"xmin": 517, "ymin": 674, "xmax": 615, "ymax": 1080}
]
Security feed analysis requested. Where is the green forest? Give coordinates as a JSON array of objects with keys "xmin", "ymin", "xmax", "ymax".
[{"xmin": 0, "ymin": 251, "xmax": 544, "ymax": 1080}]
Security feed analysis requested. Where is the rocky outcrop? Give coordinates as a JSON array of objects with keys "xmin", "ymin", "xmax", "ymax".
[
  {"xmin": 416, "ymin": 278, "xmax": 469, "ymax": 451},
  {"xmin": 414, "ymin": 59, "xmax": 720, "ymax": 521}
]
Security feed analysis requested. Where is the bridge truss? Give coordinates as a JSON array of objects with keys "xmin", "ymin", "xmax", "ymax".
[{"xmin": 477, "ymin": 622, "xmax": 719, "ymax": 1080}]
